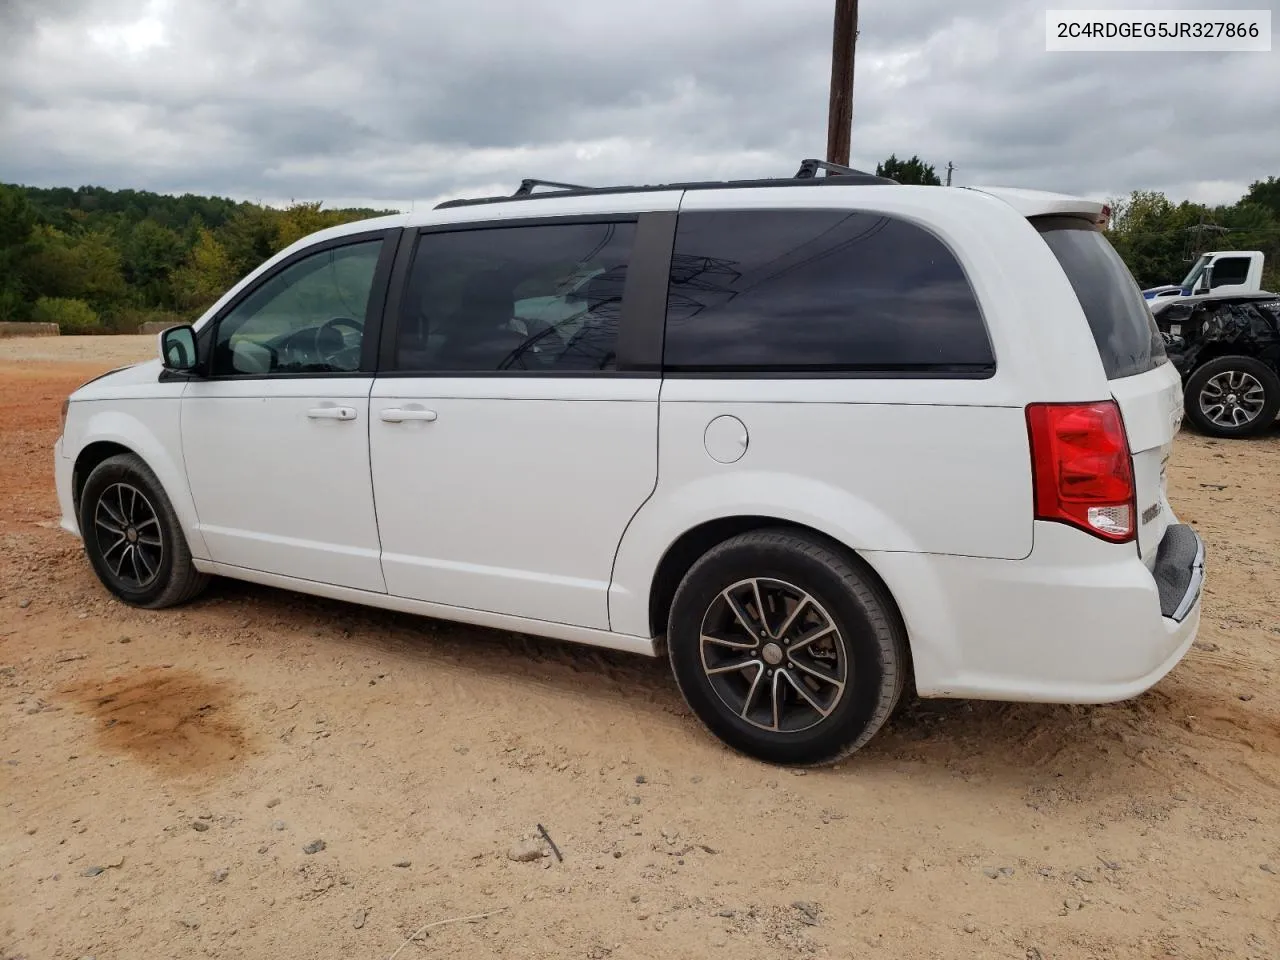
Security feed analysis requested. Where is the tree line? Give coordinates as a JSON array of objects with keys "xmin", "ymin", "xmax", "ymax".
[
  {"xmin": 0, "ymin": 183, "xmax": 391, "ymax": 333},
  {"xmin": 1106, "ymin": 179, "xmax": 1280, "ymax": 290},
  {"xmin": 2, "ymin": 169, "xmax": 1279, "ymax": 334}
]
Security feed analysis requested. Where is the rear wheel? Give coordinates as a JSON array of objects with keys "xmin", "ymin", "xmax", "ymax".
[
  {"xmin": 78, "ymin": 453, "xmax": 208, "ymax": 608},
  {"xmin": 1184, "ymin": 355, "xmax": 1280, "ymax": 438},
  {"xmin": 667, "ymin": 529, "xmax": 906, "ymax": 765}
]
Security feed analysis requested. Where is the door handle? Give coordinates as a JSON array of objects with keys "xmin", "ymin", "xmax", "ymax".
[
  {"xmin": 307, "ymin": 406, "xmax": 357, "ymax": 421},
  {"xmin": 380, "ymin": 408, "xmax": 438, "ymax": 423}
]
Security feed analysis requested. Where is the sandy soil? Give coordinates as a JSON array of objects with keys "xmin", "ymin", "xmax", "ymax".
[
  {"xmin": 0, "ymin": 335, "xmax": 156, "ymax": 366},
  {"xmin": 2, "ymin": 337, "xmax": 1278, "ymax": 960}
]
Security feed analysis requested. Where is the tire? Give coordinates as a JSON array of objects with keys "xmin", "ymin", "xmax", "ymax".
[
  {"xmin": 1184, "ymin": 355, "xmax": 1280, "ymax": 439},
  {"xmin": 78, "ymin": 453, "xmax": 209, "ymax": 608},
  {"xmin": 667, "ymin": 528, "xmax": 907, "ymax": 765}
]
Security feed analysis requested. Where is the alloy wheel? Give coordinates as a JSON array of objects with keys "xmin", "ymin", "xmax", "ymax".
[
  {"xmin": 1199, "ymin": 370, "xmax": 1266, "ymax": 428},
  {"xmin": 698, "ymin": 577, "xmax": 849, "ymax": 733},
  {"xmin": 93, "ymin": 482, "xmax": 164, "ymax": 589}
]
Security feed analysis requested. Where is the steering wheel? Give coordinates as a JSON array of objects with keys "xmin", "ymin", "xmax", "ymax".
[{"xmin": 313, "ymin": 317, "xmax": 364, "ymax": 368}]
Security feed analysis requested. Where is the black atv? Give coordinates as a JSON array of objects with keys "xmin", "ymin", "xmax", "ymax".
[{"xmin": 1152, "ymin": 293, "xmax": 1280, "ymax": 439}]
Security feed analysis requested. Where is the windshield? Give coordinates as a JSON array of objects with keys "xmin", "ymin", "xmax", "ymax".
[{"xmin": 1179, "ymin": 255, "xmax": 1211, "ymax": 291}]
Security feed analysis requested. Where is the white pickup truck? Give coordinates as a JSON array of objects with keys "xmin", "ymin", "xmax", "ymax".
[{"xmin": 1143, "ymin": 251, "xmax": 1269, "ymax": 304}]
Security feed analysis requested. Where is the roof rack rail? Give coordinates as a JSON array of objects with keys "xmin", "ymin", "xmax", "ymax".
[
  {"xmin": 794, "ymin": 158, "xmax": 876, "ymax": 179},
  {"xmin": 434, "ymin": 160, "xmax": 896, "ymax": 209},
  {"xmin": 513, "ymin": 178, "xmax": 589, "ymax": 197}
]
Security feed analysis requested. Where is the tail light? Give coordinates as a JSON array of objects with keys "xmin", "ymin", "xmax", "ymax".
[{"xmin": 1026, "ymin": 401, "xmax": 1135, "ymax": 543}]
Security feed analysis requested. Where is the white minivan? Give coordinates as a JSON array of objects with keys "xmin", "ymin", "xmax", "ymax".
[{"xmin": 55, "ymin": 162, "xmax": 1204, "ymax": 764}]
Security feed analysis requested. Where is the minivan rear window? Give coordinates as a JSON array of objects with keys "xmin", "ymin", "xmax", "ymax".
[{"xmin": 1035, "ymin": 218, "xmax": 1167, "ymax": 380}]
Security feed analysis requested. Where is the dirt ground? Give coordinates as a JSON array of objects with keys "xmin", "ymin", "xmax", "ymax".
[{"xmin": 2, "ymin": 337, "xmax": 1278, "ymax": 960}]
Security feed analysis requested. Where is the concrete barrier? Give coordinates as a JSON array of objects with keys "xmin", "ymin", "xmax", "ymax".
[{"xmin": 0, "ymin": 322, "xmax": 59, "ymax": 338}]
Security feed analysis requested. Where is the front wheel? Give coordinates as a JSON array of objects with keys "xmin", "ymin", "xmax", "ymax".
[
  {"xmin": 667, "ymin": 529, "xmax": 907, "ymax": 765},
  {"xmin": 78, "ymin": 453, "xmax": 209, "ymax": 608},
  {"xmin": 1184, "ymin": 355, "xmax": 1280, "ymax": 438}
]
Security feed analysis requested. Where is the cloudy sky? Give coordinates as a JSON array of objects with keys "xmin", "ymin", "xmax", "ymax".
[{"xmin": 1, "ymin": 0, "xmax": 1276, "ymax": 211}]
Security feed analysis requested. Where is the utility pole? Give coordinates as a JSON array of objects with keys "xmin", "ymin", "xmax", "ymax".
[
  {"xmin": 945, "ymin": 161, "xmax": 954, "ymax": 186},
  {"xmin": 826, "ymin": 0, "xmax": 858, "ymax": 166}
]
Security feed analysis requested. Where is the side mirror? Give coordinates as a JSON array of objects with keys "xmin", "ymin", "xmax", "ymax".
[
  {"xmin": 1198, "ymin": 265, "xmax": 1213, "ymax": 294},
  {"xmin": 159, "ymin": 325, "xmax": 198, "ymax": 372}
]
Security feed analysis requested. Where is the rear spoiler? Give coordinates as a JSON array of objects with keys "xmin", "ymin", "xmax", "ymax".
[{"xmin": 964, "ymin": 186, "xmax": 1109, "ymax": 225}]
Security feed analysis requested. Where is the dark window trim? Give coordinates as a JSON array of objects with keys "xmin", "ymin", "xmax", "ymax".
[
  {"xmin": 377, "ymin": 213, "xmax": 672, "ymax": 377},
  {"xmin": 195, "ymin": 227, "xmax": 402, "ymax": 381},
  {"xmin": 663, "ymin": 364, "xmax": 996, "ymax": 380},
  {"xmin": 659, "ymin": 209, "xmax": 997, "ymax": 380},
  {"xmin": 616, "ymin": 211, "xmax": 675, "ymax": 372}
]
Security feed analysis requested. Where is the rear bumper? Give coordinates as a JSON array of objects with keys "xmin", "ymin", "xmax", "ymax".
[
  {"xmin": 868, "ymin": 522, "xmax": 1205, "ymax": 704},
  {"xmin": 1152, "ymin": 523, "xmax": 1204, "ymax": 621}
]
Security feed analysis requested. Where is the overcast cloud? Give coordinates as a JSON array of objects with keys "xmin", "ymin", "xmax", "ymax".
[{"xmin": 1, "ymin": 0, "xmax": 1276, "ymax": 210}]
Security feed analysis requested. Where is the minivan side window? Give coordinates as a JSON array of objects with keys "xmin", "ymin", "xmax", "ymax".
[
  {"xmin": 395, "ymin": 221, "xmax": 637, "ymax": 373},
  {"xmin": 662, "ymin": 210, "xmax": 994, "ymax": 375},
  {"xmin": 212, "ymin": 239, "xmax": 383, "ymax": 376}
]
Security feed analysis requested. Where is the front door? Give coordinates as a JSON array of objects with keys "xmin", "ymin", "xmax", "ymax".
[
  {"xmin": 182, "ymin": 232, "xmax": 396, "ymax": 593},
  {"xmin": 369, "ymin": 215, "xmax": 670, "ymax": 629}
]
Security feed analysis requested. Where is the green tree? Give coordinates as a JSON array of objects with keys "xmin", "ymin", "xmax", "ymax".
[
  {"xmin": 1242, "ymin": 176, "xmax": 1280, "ymax": 218},
  {"xmin": 219, "ymin": 205, "xmax": 282, "ymax": 278},
  {"xmin": 124, "ymin": 218, "xmax": 185, "ymax": 304},
  {"xmin": 0, "ymin": 183, "xmax": 36, "ymax": 249},
  {"xmin": 0, "ymin": 184, "xmax": 37, "ymax": 320},
  {"xmin": 23, "ymin": 225, "xmax": 128, "ymax": 311},
  {"xmin": 1105, "ymin": 191, "xmax": 1212, "ymax": 288},
  {"xmin": 274, "ymin": 201, "xmax": 376, "ymax": 251},
  {"xmin": 171, "ymin": 227, "xmax": 238, "ymax": 310},
  {"xmin": 875, "ymin": 154, "xmax": 942, "ymax": 185},
  {"xmin": 32, "ymin": 296, "xmax": 100, "ymax": 333}
]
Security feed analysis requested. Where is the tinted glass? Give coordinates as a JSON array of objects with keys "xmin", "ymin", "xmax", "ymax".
[
  {"xmin": 1210, "ymin": 256, "xmax": 1250, "ymax": 288},
  {"xmin": 1037, "ymin": 222, "xmax": 1166, "ymax": 380},
  {"xmin": 662, "ymin": 210, "xmax": 993, "ymax": 373},
  {"xmin": 213, "ymin": 239, "xmax": 382, "ymax": 376},
  {"xmin": 397, "ymin": 221, "xmax": 636, "ymax": 372}
]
